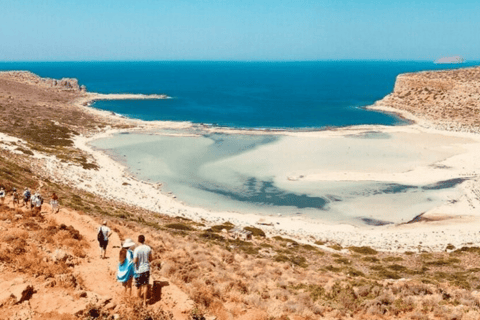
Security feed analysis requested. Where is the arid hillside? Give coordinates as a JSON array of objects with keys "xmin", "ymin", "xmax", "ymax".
[
  {"xmin": 375, "ymin": 66, "xmax": 480, "ymax": 131},
  {"xmin": 2, "ymin": 182, "xmax": 480, "ymax": 319}
]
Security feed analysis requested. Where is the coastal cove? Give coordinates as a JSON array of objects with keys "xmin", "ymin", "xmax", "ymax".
[
  {"xmin": 2, "ymin": 61, "xmax": 479, "ymax": 129},
  {"xmin": 1, "ymin": 64, "xmax": 480, "ymax": 252}
]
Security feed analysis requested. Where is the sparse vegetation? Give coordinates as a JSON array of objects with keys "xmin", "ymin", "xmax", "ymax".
[
  {"xmin": 243, "ymin": 226, "xmax": 265, "ymax": 237},
  {"xmin": 348, "ymin": 246, "xmax": 378, "ymax": 255},
  {"xmin": 164, "ymin": 223, "xmax": 194, "ymax": 231},
  {"xmin": 328, "ymin": 244, "xmax": 343, "ymax": 251}
]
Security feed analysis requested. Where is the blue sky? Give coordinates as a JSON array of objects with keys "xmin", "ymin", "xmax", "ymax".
[{"xmin": 1, "ymin": 0, "xmax": 478, "ymax": 61}]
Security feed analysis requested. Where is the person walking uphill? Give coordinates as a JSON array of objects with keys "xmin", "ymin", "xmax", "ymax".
[
  {"xmin": 97, "ymin": 221, "xmax": 112, "ymax": 259},
  {"xmin": 133, "ymin": 234, "xmax": 153, "ymax": 306}
]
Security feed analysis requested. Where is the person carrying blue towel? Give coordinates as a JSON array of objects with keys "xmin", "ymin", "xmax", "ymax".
[{"xmin": 117, "ymin": 238, "xmax": 136, "ymax": 295}]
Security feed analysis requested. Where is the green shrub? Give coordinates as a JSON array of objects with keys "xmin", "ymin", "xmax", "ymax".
[
  {"xmin": 383, "ymin": 256, "xmax": 404, "ymax": 262},
  {"xmin": 200, "ymin": 232, "xmax": 224, "ymax": 241},
  {"xmin": 273, "ymin": 236, "xmax": 298, "ymax": 245},
  {"xmin": 344, "ymin": 268, "xmax": 365, "ymax": 277},
  {"xmin": 300, "ymin": 244, "xmax": 318, "ymax": 251},
  {"xmin": 334, "ymin": 258, "xmax": 351, "ymax": 265},
  {"xmin": 274, "ymin": 254, "xmax": 289, "ymax": 263},
  {"xmin": 454, "ymin": 246, "xmax": 480, "ymax": 254},
  {"xmin": 274, "ymin": 254, "xmax": 308, "ymax": 268},
  {"xmin": 164, "ymin": 223, "xmax": 194, "ymax": 231},
  {"xmin": 348, "ymin": 246, "xmax": 378, "ymax": 255},
  {"xmin": 244, "ymin": 226, "xmax": 265, "ymax": 237},
  {"xmin": 425, "ymin": 258, "xmax": 460, "ymax": 266},
  {"xmin": 387, "ymin": 264, "xmax": 407, "ymax": 272},
  {"xmin": 208, "ymin": 223, "xmax": 234, "ymax": 232},
  {"xmin": 328, "ymin": 244, "xmax": 343, "ymax": 251},
  {"xmin": 324, "ymin": 265, "xmax": 342, "ymax": 272},
  {"xmin": 362, "ymin": 256, "xmax": 380, "ymax": 263}
]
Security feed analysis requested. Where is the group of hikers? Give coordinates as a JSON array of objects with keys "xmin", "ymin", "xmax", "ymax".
[
  {"xmin": 0, "ymin": 186, "xmax": 59, "ymax": 214},
  {"xmin": 98, "ymin": 221, "xmax": 154, "ymax": 306},
  {"xmin": 1, "ymin": 185, "xmax": 154, "ymax": 305}
]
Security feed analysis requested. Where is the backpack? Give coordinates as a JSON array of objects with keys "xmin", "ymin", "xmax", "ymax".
[{"xmin": 97, "ymin": 227, "xmax": 105, "ymax": 242}]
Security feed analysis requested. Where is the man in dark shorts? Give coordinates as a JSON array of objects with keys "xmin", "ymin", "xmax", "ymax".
[
  {"xmin": 23, "ymin": 188, "xmax": 31, "ymax": 207},
  {"xmin": 97, "ymin": 221, "xmax": 112, "ymax": 259},
  {"xmin": 133, "ymin": 234, "xmax": 153, "ymax": 305}
]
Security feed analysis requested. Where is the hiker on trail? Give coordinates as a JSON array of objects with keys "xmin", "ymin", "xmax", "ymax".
[
  {"xmin": 117, "ymin": 238, "xmax": 136, "ymax": 296},
  {"xmin": 0, "ymin": 187, "xmax": 5, "ymax": 205},
  {"xmin": 23, "ymin": 188, "xmax": 31, "ymax": 207},
  {"xmin": 30, "ymin": 192, "xmax": 37, "ymax": 211},
  {"xmin": 97, "ymin": 221, "xmax": 112, "ymax": 259},
  {"xmin": 33, "ymin": 192, "xmax": 43, "ymax": 215},
  {"xmin": 12, "ymin": 188, "xmax": 19, "ymax": 208},
  {"xmin": 50, "ymin": 192, "xmax": 59, "ymax": 214},
  {"xmin": 133, "ymin": 234, "xmax": 153, "ymax": 306}
]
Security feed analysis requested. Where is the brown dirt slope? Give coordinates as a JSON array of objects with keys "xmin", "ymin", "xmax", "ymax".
[
  {"xmin": 3, "ymin": 193, "xmax": 480, "ymax": 319},
  {"xmin": 0, "ymin": 200, "xmax": 191, "ymax": 320}
]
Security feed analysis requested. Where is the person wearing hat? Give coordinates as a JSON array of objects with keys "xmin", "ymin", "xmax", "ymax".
[
  {"xmin": 117, "ymin": 238, "xmax": 136, "ymax": 295},
  {"xmin": 97, "ymin": 221, "xmax": 112, "ymax": 259}
]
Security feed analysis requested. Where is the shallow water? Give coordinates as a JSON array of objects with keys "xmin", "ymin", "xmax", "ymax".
[{"xmin": 91, "ymin": 130, "xmax": 468, "ymax": 225}]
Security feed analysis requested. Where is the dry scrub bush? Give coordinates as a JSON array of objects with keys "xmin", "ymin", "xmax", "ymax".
[
  {"xmin": 243, "ymin": 293, "xmax": 264, "ymax": 309},
  {"xmin": 282, "ymin": 299, "xmax": 306, "ymax": 315},
  {"xmin": 15, "ymin": 249, "xmax": 70, "ymax": 278},
  {"xmin": 2, "ymin": 227, "xmax": 29, "ymax": 241},
  {"xmin": 189, "ymin": 279, "xmax": 219, "ymax": 309},
  {"xmin": 208, "ymin": 301, "xmax": 233, "ymax": 320},
  {"xmin": 72, "ymin": 246, "xmax": 87, "ymax": 258},
  {"xmin": 398, "ymin": 282, "xmax": 435, "ymax": 296}
]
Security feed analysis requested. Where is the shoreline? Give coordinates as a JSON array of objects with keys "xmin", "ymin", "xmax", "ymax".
[
  {"xmin": 2, "ymin": 68, "xmax": 479, "ymax": 252},
  {"xmin": 57, "ymin": 92, "xmax": 480, "ymax": 252}
]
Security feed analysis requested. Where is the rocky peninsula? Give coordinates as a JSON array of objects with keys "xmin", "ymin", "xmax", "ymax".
[{"xmin": 371, "ymin": 66, "xmax": 480, "ymax": 132}]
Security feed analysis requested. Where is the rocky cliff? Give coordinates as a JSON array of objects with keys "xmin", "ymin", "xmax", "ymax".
[
  {"xmin": 0, "ymin": 71, "xmax": 86, "ymax": 92},
  {"xmin": 374, "ymin": 66, "xmax": 480, "ymax": 131}
]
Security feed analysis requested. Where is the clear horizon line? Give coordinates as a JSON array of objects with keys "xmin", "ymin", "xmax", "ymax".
[{"xmin": 2, "ymin": 58, "xmax": 476, "ymax": 63}]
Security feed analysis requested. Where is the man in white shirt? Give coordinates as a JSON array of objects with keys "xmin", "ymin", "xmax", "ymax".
[
  {"xmin": 133, "ymin": 234, "xmax": 153, "ymax": 305},
  {"xmin": 97, "ymin": 221, "xmax": 112, "ymax": 259}
]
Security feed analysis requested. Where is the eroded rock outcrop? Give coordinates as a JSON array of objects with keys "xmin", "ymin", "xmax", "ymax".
[
  {"xmin": 374, "ymin": 66, "xmax": 480, "ymax": 132},
  {"xmin": 0, "ymin": 71, "xmax": 86, "ymax": 92}
]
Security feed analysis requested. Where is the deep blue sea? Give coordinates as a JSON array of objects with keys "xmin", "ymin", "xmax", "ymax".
[{"xmin": 0, "ymin": 61, "xmax": 478, "ymax": 128}]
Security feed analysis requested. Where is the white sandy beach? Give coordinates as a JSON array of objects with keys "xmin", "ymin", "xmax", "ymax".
[
  {"xmin": 17, "ymin": 92, "xmax": 477, "ymax": 252},
  {"xmin": 1, "ymin": 90, "xmax": 474, "ymax": 252}
]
